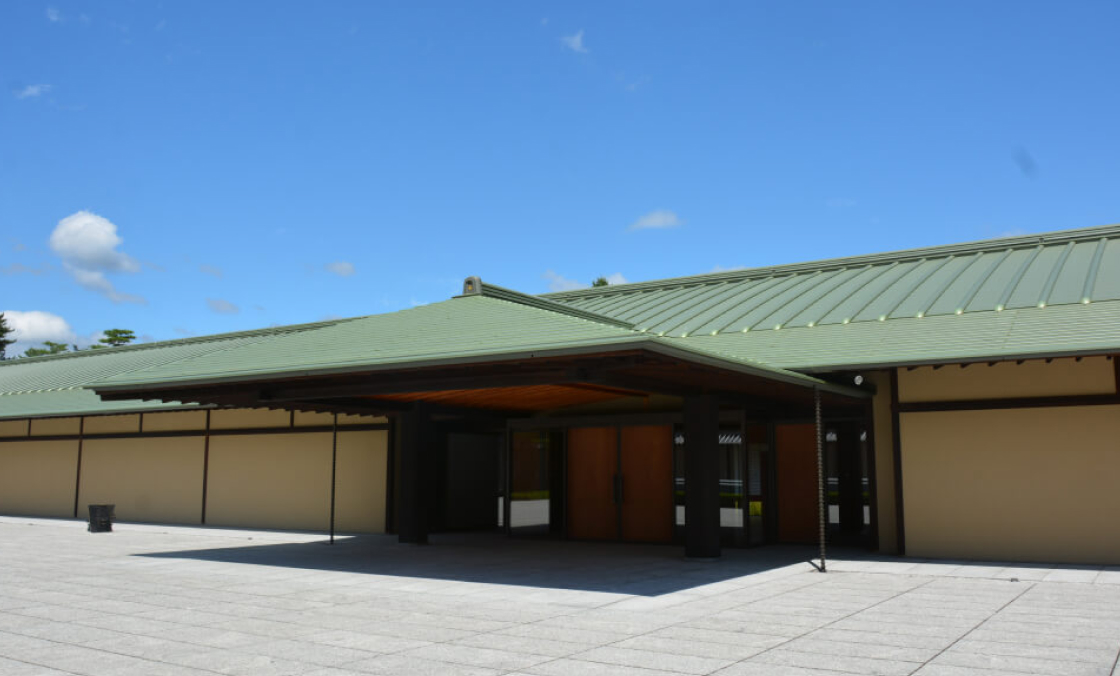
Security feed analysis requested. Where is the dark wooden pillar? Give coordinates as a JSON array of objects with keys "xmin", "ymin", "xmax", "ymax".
[
  {"xmin": 684, "ymin": 395, "xmax": 721, "ymax": 558},
  {"xmin": 397, "ymin": 403, "xmax": 433, "ymax": 544}
]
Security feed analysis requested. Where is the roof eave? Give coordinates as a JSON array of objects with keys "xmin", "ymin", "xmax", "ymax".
[
  {"xmin": 796, "ymin": 347, "xmax": 1120, "ymax": 374},
  {"xmin": 91, "ymin": 336, "xmax": 869, "ymax": 401}
]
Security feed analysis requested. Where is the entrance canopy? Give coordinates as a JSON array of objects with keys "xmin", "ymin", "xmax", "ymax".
[{"xmin": 91, "ymin": 280, "xmax": 868, "ymax": 418}]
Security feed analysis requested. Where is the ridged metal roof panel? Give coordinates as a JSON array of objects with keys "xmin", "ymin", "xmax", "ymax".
[
  {"xmin": 92, "ymin": 296, "xmax": 646, "ymax": 388},
  {"xmin": 550, "ymin": 224, "xmax": 1120, "ymax": 334},
  {"xmin": 0, "ymin": 320, "xmax": 350, "ymax": 418},
  {"xmin": 1091, "ymin": 239, "xmax": 1120, "ymax": 298},
  {"xmin": 1050, "ymin": 241, "xmax": 1097, "ymax": 305},
  {"xmin": 0, "ymin": 389, "xmax": 198, "ymax": 419},
  {"xmin": 686, "ymin": 299, "xmax": 1120, "ymax": 370}
]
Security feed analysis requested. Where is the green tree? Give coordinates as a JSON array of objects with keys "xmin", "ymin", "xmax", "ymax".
[
  {"xmin": 23, "ymin": 341, "xmax": 70, "ymax": 357},
  {"xmin": 97, "ymin": 328, "xmax": 136, "ymax": 348},
  {"xmin": 591, "ymin": 276, "xmax": 610, "ymax": 287},
  {"xmin": 0, "ymin": 313, "xmax": 14, "ymax": 360}
]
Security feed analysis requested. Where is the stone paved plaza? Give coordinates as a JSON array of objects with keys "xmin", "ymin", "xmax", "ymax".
[{"xmin": 1, "ymin": 517, "xmax": 1118, "ymax": 676}]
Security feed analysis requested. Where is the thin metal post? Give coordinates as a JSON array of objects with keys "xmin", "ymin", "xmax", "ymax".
[
  {"xmin": 815, "ymin": 387, "xmax": 827, "ymax": 572},
  {"xmin": 329, "ymin": 413, "xmax": 338, "ymax": 544}
]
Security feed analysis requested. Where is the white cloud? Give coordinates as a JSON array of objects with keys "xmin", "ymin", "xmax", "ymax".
[
  {"xmin": 199, "ymin": 264, "xmax": 223, "ymax": 278},
  {"xmin": 543, "ymin": 270, "xmax": 587, "ymax": 292},
  {"xmin": 629, "ymin": 209, "xmax": 683, "ymax": 231},
  {"xmin": 2, "ymin": 310, "xmax": 76, "ymax": 355},
  {"xmin": 49, "ymin": 211, "xmax": 139, "ymax": 272},
  {"xmin": 49, "ymin": 210, "xmax": 145, "ymax": 303},
  {"xmin": 604, "ymin": 273, "xmax": 628, "ymax": 285},
  {"xmin": 561, "ymin": 29, "xmax": 588, "ymax": 54},
  {"xmin": 46, "ymin": 7, "xmax": 61, "ymax": 22},
  {"xmin": 14, "ymin": 84, "xmax": 52, "ymax": 100},
  {"xmin": 206, "ymin": 298, "xmax": 239, "ymax": 314},
  {"xmin": 711, "ymin": 264, "xmax": 746, "ymax": 273},
  {"xmin": 325, "ymin": 261, "xmax": 355, "ymax": 277}
]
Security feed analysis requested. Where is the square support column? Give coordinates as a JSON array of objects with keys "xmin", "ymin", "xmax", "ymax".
[
  {"xmin": 684, "ymin": 395, "xmax": 721, "ymax": 558},
  {"xmin": 397, "ymin": 403, "xmax": 433, "ymax": 544}
]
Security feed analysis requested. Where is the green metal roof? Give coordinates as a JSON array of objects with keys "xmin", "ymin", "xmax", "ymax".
[
  {"xmin": 0, "ymin": 319, "xmax": 350, "ymax": 419},
  {"xmin": 546, "ymin": 223, "xmax": 1120, "ymax": 337},
  {"xmin": 3, "ymin": 224, "xmax": 1117, "ymax": 420},
  {"xmin": 90, "ymin": 290, "xmax": 842, "ymax": 395},
  {"xmin": 92, "ymin": 294, "xmax": 644, "ymax": 389},
  {"xmin": 686, "ymin": 299, "xmax": 1120, "ymax": 372}
]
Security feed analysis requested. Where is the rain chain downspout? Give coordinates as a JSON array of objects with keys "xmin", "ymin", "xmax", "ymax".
[{"xmin": 815, "ymin": 387, "xmax": 827, "ymax": 573}]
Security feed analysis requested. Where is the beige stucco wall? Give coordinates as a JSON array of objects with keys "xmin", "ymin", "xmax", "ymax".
[
  {"xmin": 210, "ymin": 408, "xmax": 291, "ymax": 430},
  {"xmin": 294, "ymin": 411, "xmax": 389, "ymax": 427},
  {"xmin": 0, "ymin": 410, "xmax": 387, "ymax": 532},
  {"xmin": 78, "ymin": 437, "xmax": 205, "ymax": 525},
  {"xmin": 0, "ymin": 419, "xmax": 29, "ymax": 437},
  {"xmin": 0, "ymin": 440, "xmax": 78, "ymax": 517},
  {"xmin": 141, "ymin": 410, "xmax": 208, "ymax": 432},
  {"xmin": 901, "ymin": 405, "xmax": 1120, "ymax": 564},
  {"xmin": 205, "ymin": 433, "xmax": 333, "ymax": 531},
  {"xmin": 898, "ymin": 356, "xmax": 1116, "ymax": 402},
  {"xmin": 84, "ymin": 414, "xmax": 141, "ymax": 435},
  {"xmin": 294, "ymin": 411, "xmax": 334, "ymax": 427},
  {"xmin": 29, "ymin": 417, "xmax": 81, "ymax": 436},
  {"xmin": 338, "ymin": 413, "xmax": 388, "ymax": 426},
  {"xmin": 334, "ymin": 430, "xmax": 389, "ymax": 533},
  {"xmin": 205, "ymin": 430, "xmax": 388, "ymax": 533},
  {"xmin": 866, "ymin": 371, "xmax": 897, "ymax": 554}
]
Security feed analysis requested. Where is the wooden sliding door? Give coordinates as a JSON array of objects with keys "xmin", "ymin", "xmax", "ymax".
[
  {"xmin": 567, "ymin": 425, "xmax": 673, "ymax": 543},
  {"xmin": 566, "ymin": 427, "xmax": 618, "ymax": 540}
]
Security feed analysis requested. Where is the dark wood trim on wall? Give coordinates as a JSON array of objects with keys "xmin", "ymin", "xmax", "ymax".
[
  {"xmin": 0, "ymin": 422, "xmax": 388, "ymax": 444},
  {"xmin": 1113, "ymin": 354, "xmax": 1119, "ymax": 394},
  {"xmin": 890, "ymin": 368, "xmax": 905, "ymax": 556},
  {"xmin": 200, "ymin": 410, "xmax": 211, "ymax": 525},
  {"xmin": 72, "ymin": 417, "xmax": 85, "ymax": 519},
  {"xmin": 897, "ymin": 393, "xmax": 1120, "ymax": 413}
]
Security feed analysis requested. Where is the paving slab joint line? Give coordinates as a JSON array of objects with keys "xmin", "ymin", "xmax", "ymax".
[
  {"xmin": 710, "ymin": 576, "xmax": 940, "ymax": 673},
  {"xmin": 460, "ymin": 571, "xmax": 833, "ymax": 675},
  {"xmin": 0, "ymin": 639, "xmax": 232, "ymax": 676},
  {"xmin": 906, "ymin": 580, "xmax": 1038, "ymax": 675},
  {"xmin": 1, "ymin": 655, "xmax": 84, "ymax": 676}
]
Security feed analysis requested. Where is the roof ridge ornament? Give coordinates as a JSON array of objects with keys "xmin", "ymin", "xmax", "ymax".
[{"xmin": 456, "ymin": 277, "xmax": 636, "ymax": 330}]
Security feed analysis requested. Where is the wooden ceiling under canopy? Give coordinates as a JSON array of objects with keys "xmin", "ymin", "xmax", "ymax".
[{"xmin": 367, "ymin": 383, "xmax": 652, "ymax": 413}]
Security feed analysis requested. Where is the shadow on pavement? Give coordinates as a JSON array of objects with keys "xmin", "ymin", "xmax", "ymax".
[{"xmin": 135, "ymin": 532, "xmax": 874, "ymax": 596}]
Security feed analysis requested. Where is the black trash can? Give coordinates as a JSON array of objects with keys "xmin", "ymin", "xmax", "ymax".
[{"xmin": 88, "ymin": 504, "xmax": 115, "ymax": 533}]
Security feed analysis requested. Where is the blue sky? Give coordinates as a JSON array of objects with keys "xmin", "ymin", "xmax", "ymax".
[{"xmin": 3, "ymin": 2, "xmax": 1119, "ymax": 353}]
